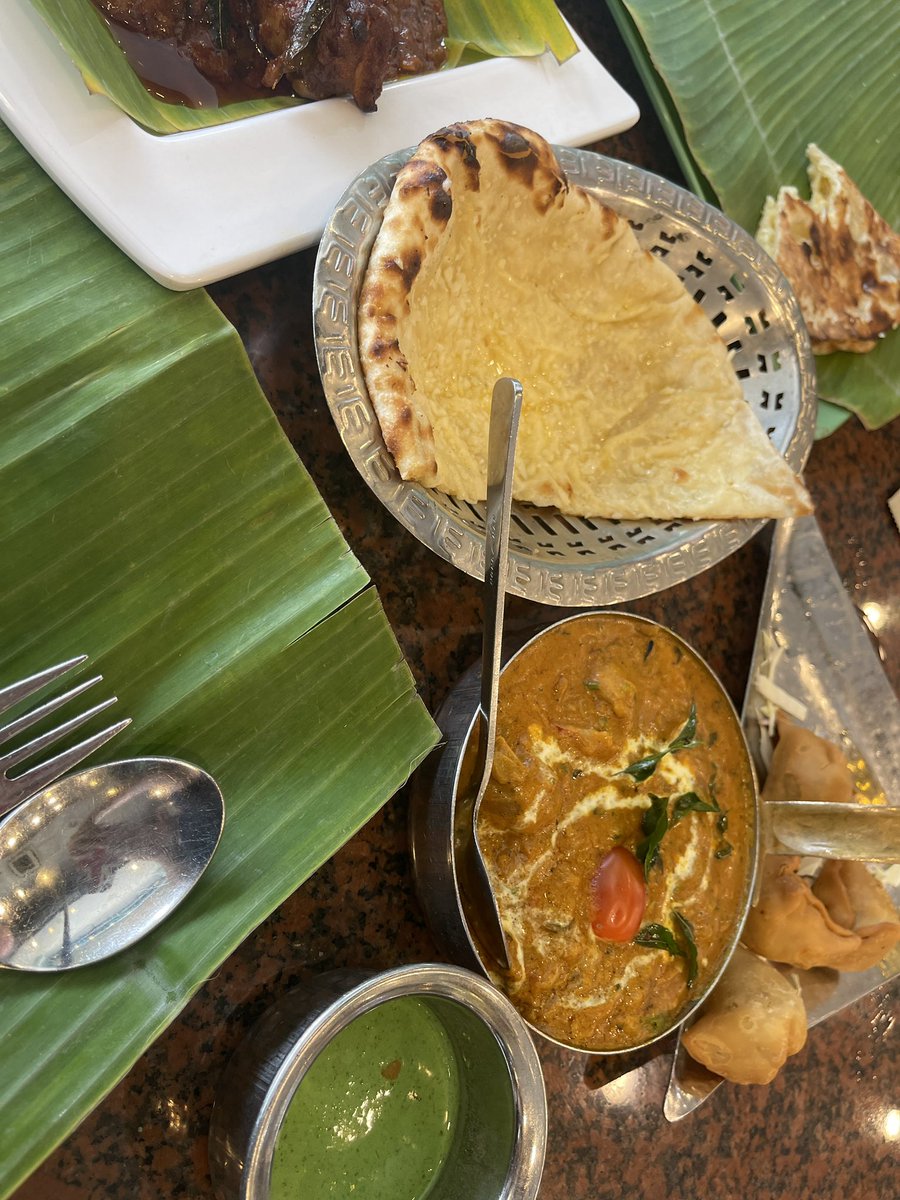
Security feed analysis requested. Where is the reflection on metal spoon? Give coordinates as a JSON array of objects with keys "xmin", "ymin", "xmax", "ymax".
[
  {"xmin": 461, "ymin": 376, "xmax": 523, "ymax": 973},
  {"xmin": 0, "ymin": 757, "xmax": 224, "ymax": 971}
]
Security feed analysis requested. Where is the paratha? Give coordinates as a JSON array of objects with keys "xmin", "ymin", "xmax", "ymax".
[
  {"xmin": 358, "ymin": 119, "xmax": 811, "ymax": 520},
  {"xmin": 756, "ymin": 144, "xmax": 900, "ymax": 355}
]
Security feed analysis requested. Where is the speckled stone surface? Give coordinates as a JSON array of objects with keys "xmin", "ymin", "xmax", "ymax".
[{"xmin": 11, "ymin": 3, "xmax": 900, "ymax": 1199}]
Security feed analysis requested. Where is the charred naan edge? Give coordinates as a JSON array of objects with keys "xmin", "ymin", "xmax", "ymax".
[
  {"xmin": 359, "ymin": 119, "xmax": 812, "ymax": 519},
  {"xmin": 358, "ymin": 119, "xmax": 567, "ymax": 485},
  {"xmin": 357, "ymin": 153, "xmax": 449, "ymax": 484},
  {"xmin": 757, "ymin": 144, "xmax": 900, "ymax": 356}
]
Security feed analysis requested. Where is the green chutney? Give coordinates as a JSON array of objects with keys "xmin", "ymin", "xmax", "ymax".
[{"xmin": 269, "ymin": 997, "xmax": 460, "ymax": 1199}]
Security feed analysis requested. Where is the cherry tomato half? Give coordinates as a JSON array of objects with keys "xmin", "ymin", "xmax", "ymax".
[{"xmin": 589, "ymin": 846, "xmax": 647, "ymax": 941}]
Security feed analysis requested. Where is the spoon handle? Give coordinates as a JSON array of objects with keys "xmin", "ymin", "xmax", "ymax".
[{"xmin": 473, "ymin": 378, "xmax": 523, "ymax": 808}]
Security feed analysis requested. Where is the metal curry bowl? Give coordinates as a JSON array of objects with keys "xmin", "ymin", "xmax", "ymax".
[
  {"xmin": 209, "ymin": 963, "xmax": 547, "ymax": 1200},
  {"xmin": 409, "ymin": 611, "xmax": 762, "ymax": 1055}
]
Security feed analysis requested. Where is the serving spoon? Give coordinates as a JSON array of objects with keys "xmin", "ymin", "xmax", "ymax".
[
  {"xmin": 458, "ymin": 377, "xmax": 523, "ymax": 972},
  {"xmin": 0, "ymin": 757, "xmax": 224, "ymax": 971}
]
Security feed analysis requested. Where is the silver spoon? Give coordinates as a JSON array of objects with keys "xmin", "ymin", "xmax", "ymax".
[
  {"xmin": 460, "ymin": 377, "xmax": 523, "ymax": 972},
  {"xmin": 0, "ymin": 756, "xmax": 224, "ymax": 971}
]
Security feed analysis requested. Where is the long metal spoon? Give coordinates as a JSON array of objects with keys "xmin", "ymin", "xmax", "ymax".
[
  {"xmin": 461, "ymin": 377, "xmax": 523, "ymax": 972},
  {"xmin": 0, "ymin": 756, "xmax": 224, "ymax": 971}
]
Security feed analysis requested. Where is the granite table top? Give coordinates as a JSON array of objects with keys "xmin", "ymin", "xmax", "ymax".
[{"xmin": 11, "ymin": 3, "xmax": 899, "ymax": 1199}]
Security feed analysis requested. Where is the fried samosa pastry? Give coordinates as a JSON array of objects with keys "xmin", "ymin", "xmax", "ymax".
[
  {"xmin": 742, "ymin": 855, "xmax": 862, "ymax": 969},
  {"xmin": 682, "ymin": 946, "xmax": 807, "ymax": 1084},
  {"xmin": 744, "ymin": 856, "xmax": 900, "ymax": 972},
  {"xmin": 761, "ymin": 715, "xmax": 854, "ymax": 805},
  {"xmin": 813, "ymin": 859, "xmax": 857, "ymax": 928},
  {"xmin": 812, "ymin": 860, "xmax": 900, "ymax": 971},
  {"xmin": 751, "ymin": 719, "xmax": 900, "ymax": 972}
]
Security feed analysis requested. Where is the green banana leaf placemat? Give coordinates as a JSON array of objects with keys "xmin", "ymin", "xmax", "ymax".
[
  {"xmin": 0, "ymin": 120, "xmax": 439, "ymax": 1199},
  {"xmin": 30, "ymin": 0, "xmax": 577, "ymax": 135},
  {"xmin": 609, "ymin": 0, "xmax": 900, "ymax": 434}
]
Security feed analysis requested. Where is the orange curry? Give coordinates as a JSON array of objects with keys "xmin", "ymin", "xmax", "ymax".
[{"xmin": 467, "ymin": 614, "xmax": 755, "ymax": 1051}]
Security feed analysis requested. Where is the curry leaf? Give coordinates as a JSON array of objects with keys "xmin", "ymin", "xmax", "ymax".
[
  {"xmin": 618, "ymin": 702, "xmax": 699, "ymax": 782},
  {"xmin": 634, "ymin": 923, "xmax": 683, "ymax": 957},
  {"xmin": 640, "ymin": 794, "xmax": 667, "ymax": 837},
  {"xmin": 671, "ymin": 791, "xmax": 720, "ymax": 823},
  {"xmin": 618, "ymin": 753, "xmax": 663, "ymax": 783},
  {"xmin": 213, "ymin": 0, "xmax": 228, "ymax": 49},
  {"xmin": 635, "ymin": 913, "xmax": 698, "ymax": 989},
  {"xmin": 635, "ymin": 795, "xmax": 668, "ymax": 879},
  {"xmin": 284, "ymin": 0, "xmax": 334, "ymax": 62},
  {"xmin": 668, "ymin": 702, "xmax": 699, "ymax": 752},
  {"xmin": 673, "ymin": 910, "xmax": 698, "ymax": 987}
]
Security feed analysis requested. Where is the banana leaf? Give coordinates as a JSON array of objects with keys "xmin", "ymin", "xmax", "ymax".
[
  {"xmin": 0, "ymin": 120, "xmax": 439, "ymax": 1199},
  {"xmin": 445, "ymin": 0, "xmax": 576, "ymax": 63},
  {"xmin": 611, "ymin": 0, "xmax": 900, "ymax": 432},
  {"xmin": 30, "ymin": 0, "xmax": 576, "ymax": 135}
]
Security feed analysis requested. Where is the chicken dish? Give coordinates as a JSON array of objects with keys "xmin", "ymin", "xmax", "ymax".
[{"xmin": 93, "ymin": 0, "xmax": 447, "ymax": 111}]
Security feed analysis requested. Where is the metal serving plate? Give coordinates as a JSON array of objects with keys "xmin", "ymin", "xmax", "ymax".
[
  {"xmin": 664, "ymin": 516, "xmax": 900, "ymax": 1119},
  {"xmin": 313, "ymin": 146, "xmax": 817, "ymax": 606}
]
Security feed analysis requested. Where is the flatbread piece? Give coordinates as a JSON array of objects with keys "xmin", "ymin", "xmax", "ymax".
[
  {"xmin": 756, "ymin": 144, "xmax": 900, "ymax": 355},
  {"xmin": 358, "ymin": 119, "xmax": 811, "ymax": 520}
]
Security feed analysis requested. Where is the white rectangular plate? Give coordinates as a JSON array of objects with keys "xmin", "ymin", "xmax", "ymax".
[{"xmin": 0, "ymin": 2, "xmax": 639, "ymax": 290}]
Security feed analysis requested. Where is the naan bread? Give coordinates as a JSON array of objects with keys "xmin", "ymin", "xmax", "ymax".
[
  {"xmin": 358, "ymin": 119, "xmax": 811, "ymax": 520},
  {"xmin": 682, "ymin": 946, "xmax": 807, "ymax": 1085},
  {"xmin": 756, "ymin": 144, "xmax": 900, "ymax": 355}
]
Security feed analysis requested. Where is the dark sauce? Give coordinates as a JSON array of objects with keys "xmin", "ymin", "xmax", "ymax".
[{"xmin": 103, "ymin": 17, "xmax": 291, "ymax": 108}]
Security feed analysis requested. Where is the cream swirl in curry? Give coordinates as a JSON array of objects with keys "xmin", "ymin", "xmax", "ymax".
[{"xmin": 470, "ymin": 614, "xmax": 755, "ymax": 1051}]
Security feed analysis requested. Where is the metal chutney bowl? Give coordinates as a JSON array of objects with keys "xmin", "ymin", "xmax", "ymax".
[
  {"xmin": 409, "ymin": 611, "xmax": 762, "ymax": 1055},
  {"xmin": 208, "ymin": 963, "xmax": 547, "ymax": 1200}
]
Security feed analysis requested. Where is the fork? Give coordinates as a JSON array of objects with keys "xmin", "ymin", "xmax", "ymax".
[{"xmin": 0, "ymin": 655, "xmax": 131, "ymax": 819}]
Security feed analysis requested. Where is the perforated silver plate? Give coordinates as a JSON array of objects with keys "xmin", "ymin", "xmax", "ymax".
[{"xmin": 313, "ymin": 147, "xmax": 816, "ymax": 606}]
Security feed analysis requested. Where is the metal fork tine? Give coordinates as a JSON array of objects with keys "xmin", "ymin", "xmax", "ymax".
[
  {"xmin": 0, "ymin": 657, "xmax": 131, "ymax": 819},
  {"xmin": 0, "ymin": 717, "xmax": 132, "ymax": 818},
  {"xmin": 0, "ymin": 675, "xmax": 103, "ymax": 749},
  {"xmin": 0, "ymin": 695, "xmax": 119, "ymax": 772},
  {"xmin": 0, "ymin": 655, "xmax": 88, "ymax": 719}
]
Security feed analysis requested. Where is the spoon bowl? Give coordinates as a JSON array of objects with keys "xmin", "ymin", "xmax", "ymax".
[{"xmin": 0, "ymin": 756, "xmax": 224, "ymax": 971}]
